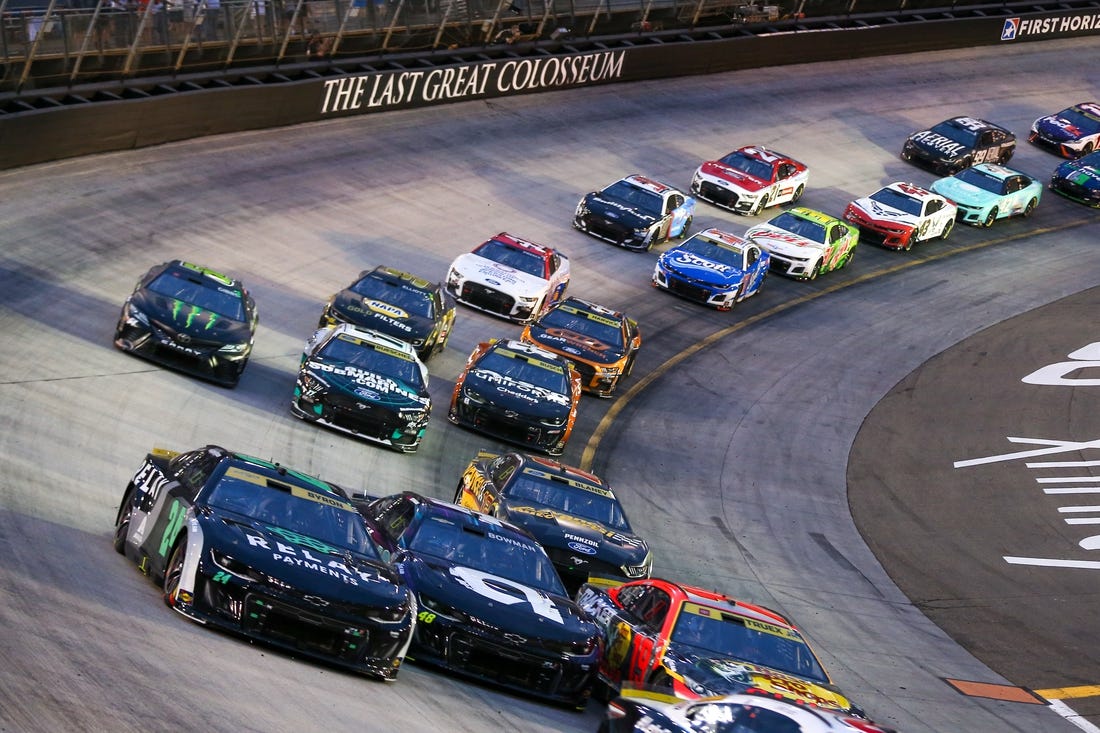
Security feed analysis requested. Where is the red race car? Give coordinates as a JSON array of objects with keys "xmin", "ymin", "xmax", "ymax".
[
  {"xmin": 576, "ymin": 578, "xmax": 861, "ymax": 715},
  {"xmin": 690, "ymin": 146, "xmax": 809, "ymax": 216}
]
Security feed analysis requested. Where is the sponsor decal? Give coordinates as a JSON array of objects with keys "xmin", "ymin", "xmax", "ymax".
[
  {"xmin": 1000, "ymin": 12, "xmax": 1100, "ymax": 40},
  {"xmin": 564, "ymin": 532, "xmax": 598, "ymax": 547},
  {"xmin": 245, "ymin": 531, "xmax": 378, "ymax": 585},
  {"xmin": 669, "ymin": 250, "xmax": 735, "ymax": 275},
  {"xmin": 568, "ymin": 541, "xmax": 598, "ymax": 555},
  {"xmin": 476, "ymin": 263, "xmax": 520, "ymax": 284},
  {"xmin": 321, "ymin": 51, "xmax": 627, "ymax": 114},
  {"xmin": 309, "ymin": 361, "xmax": 424, "ymax": 401},
  {"xmin": 471, "ymin": 368, "xmax": 572, "ymax": 405},
  {"xmin": 365, "ymin": 299, "xmax": 409, "ymax": 320},
  {"xmin": 449, "ymin": 565, "xmax": 564, "ymax": 623},
  {"xmin": 910, "ymin": 130, "xmax": 965, "ymax": 157}
]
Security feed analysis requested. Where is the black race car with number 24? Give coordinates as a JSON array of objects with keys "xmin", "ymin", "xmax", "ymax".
[{"xmin": 113, "ymin": 445, "xmax": 417, "ymax": 680}]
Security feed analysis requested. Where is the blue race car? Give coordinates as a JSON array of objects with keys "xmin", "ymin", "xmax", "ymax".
[
  {"xmin": 574, "ymin": 174, "xmax": 695, "ymax": 252},
  {"xmin": 1029, "ymin": 102, "xmax": 1100, "ymax": 159},
  {"xmin": 652, "ymin": 227, "xmax": 769, "ymax": 311},
  {"xmin": 1049, "ymin": 150, "xmax": 1100, "ymax": 208},
  {"xmin": 929, "ymin": 163, "xmax": 1042, "ymax": 227}
]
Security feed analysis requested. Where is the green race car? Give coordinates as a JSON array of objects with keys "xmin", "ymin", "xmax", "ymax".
[{"xmin": 745, "ymin": 207, "xmax": 859, "ymax": 280}]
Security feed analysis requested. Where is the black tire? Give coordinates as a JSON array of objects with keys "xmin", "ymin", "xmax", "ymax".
[
  {"xmin": 1079, "ymin": 142, "xmax": 1095, "ymax": 158},
  {"xmin": 677, "ymin": 216, "xmax": 692, "ymax": 239},
  {"xmin": 453, "ymin": 479, "xmax": 465, "ymax": 504},
  {"xmin": 792, "ymin": 184, "xmax": 805, "ymax": 202},
  {"xmin": 805, "ymin": 261, "xmax": 820, "ymax": 282},
  {"xmin": 751, "ymin": 194, "xmax": 769, "ymax": 216},
  {"xmin": 841, "ymin": 246, "xmax": 855, "ymax": 269},
  {"xmin": 940, "ymin": 217, "xmax": 954, "ymax": 240},
  {"xmin": 1023, "ymin": 198, "xmax": 1037, "ymax": 218},
  {"xmin": 999, "ymin": 148, "xmax": 1014, "ymax": 165},
  {"xmin": 902, "ymin": 237, "xmax": 913, "ymax": 252},
  {"xmin": 623, "ymin": 352, "xmax": 636, "ymax": 378},
  {"xmin": 163, "ymin": 540, "xmax": 187, "ymax": 607},
  {"xmin": 982, "ymin": 207, "xmax": 998, "ymax": 227},
  {"xmin": 113, "ymin": 485, "xmax": 135, "ymax": 554}
]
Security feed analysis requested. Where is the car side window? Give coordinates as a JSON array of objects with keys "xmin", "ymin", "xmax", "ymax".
[
  {"xmin": 829, "ymin": 226, "xmax": 842, "ymax": 244},
  {"xmin": 631, "ymin": 587, "xmax": 672, "ymax": 629},
  {"xmin": 491, "ymin": 454, "xmax": 519, "ymax": 485},
  {"xmin": 170, "ymin": 448, "xmax": 219, "ymax": 497},
  {"xmin": 548, "ymin": 253, "xmax": 560, "ymax": 276},
  {"xmin": 668, "ymin": 194, "xmax": 684, "ymax": 214},
  {"xmin": 925, "ymin": 199, "xmax": 942, "ymax": 215},
  {"xmin": 376, "ymin": 497, "xmax": 416, "ymax": 543},
  {"xmin": 746, "ymin": 247, "xmax": 759, "ymax": 266}
]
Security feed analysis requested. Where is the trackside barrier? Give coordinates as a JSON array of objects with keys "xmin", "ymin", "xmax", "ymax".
[{"xmin": 2, "ymin": 4, "xmax": 1100, "ymax": 169}]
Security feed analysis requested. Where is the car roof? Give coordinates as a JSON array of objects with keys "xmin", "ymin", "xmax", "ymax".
[
  {"xmin": 226, "ymin": 451, "xmax": 348, "ymax": 498},
  {"xmin": 641, "ymin": 578, "xmax": 795, "ymax": 628},
  {"xmin": 693, "ymin": 227, "xmax": 751, "ymax": 248},
  {"xmin": 515, "ymin": 452, "xmax": 610, "ymax": 491},
  {"xmin": 943, "ymin": 115, "xmax": 1004, "ymax": 132},
  {"xmin": 883, "ymin": 181, "xmax": 936, "ymax": 199},
  {"xmin": 363, "ymin": 266, "xmax": 438, "ymax": 293},
  {"xmin": 622, "ymin": 174, "xmax": 680, "ymax": 195},
  {"xmin": 329, "ymin": 322, "xmax": 421, "ymax": 357},
  {"xmin": 489, "ymin": 231, "xmax": 557, "ymax": 257},
  {"xmin": 406, "ymin": 491, "xmax": 534, "ymax": 540},
  {"xmin": 787, "ymin": 207, "xmax": 840, "ymax": 225},
  {"xmin": 551, "ymin": 296, "xmax": 626, "ymax": 322},
  {"xmin": 491, "ymin": 338, "xmax": 569, "ymax": 364},
  {"xmin": 164, "ymin": 259, "xmax": 244, "ymax": 290}
]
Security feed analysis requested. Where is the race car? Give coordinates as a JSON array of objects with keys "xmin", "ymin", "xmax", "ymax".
[
  {"xmin": 1029, "ymin": 102, "xmax": 1100, "ymax": 158},
  {"xmin": 929, "ymin": 163, "xmax": 1042, "ymax": 227},
  {"xmin": 317, "ymin": 265, "xmax": 455, "ymax": 361},
  {"xmin": 689, "ymin": 146, "xmax": 808, "ymax": 216},
  {"xmin": 1049, "ymin": 150, "xmax": 1100, "ymax": 208},
  {"xmin": 291, "ymin": 323, "xmax": 431, "ymax": 453},
  {"xmin": 449, "ymin": 338, "xmax": 581, "ymax": 456},
  {"xmin": 601, "ymin": 689, "xmax": 897, "ymax": 733},
  {"xmin": 520, "ymin": 296, "xmax": 641, "ymax": 398},
  {"xmin": 745, "ymin": 207, "xmax": 859, "ymax": 281},
  {"xmin": 576, "ymin": 578, "xmax": 858, "ymax": 714},
  {"xmin": 573, "ymin": 174, "xmax": 695, "ymax": 251},
  {"xmin": 843, "ymin": 181, "xmax": 957, "ymax": 250},
  {"xmin": 652, "ymin": 228, "xmax": 769, "ymax": 311},
  {"xmin": 900, "ymin": 116, "xmax": 1016, "ymax": 174},
  {"xmin": 358, "ymin": 491, "xmax": 600, "ymax": 709},
  {"xmin": 113, "ymin": 445, "xmax": 416, "ymax": 680},
  {"xmin": 445, "ymin": 232, "xmax": 570, "ymax": 324},
  {"xmin": 114, "ymin": 259, "xmax": 258, "ymax": 387},
  {"xmin": 454, "ymin": 450, "xmax": 652, "ymax": 594}
]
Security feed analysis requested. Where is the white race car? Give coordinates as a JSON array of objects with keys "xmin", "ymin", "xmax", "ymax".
[
  {"xmin": 690, "ymin": 145, "xmax": 809, "ymax": 216},
  {"xmin": 843, "ymin": 181, "xmax": 957, "ymax": 251},
  {"xmin": 445, "ymin": 232, "xmax": 570, "ymax": 324}
]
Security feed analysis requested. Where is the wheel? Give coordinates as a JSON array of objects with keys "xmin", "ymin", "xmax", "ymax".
[
  {"xmin": 902, "ymin": 237, "xmax": 913, "ymax": 252},
  {"xmin": 841, "ymin": 246, "xmax": 855, "ymax": 268},
  {"xmin": 113, "ymin": 485, "xmax": 135, "ymax": 554},
  {"xmin": 750, "ymin": 195, "xmax": 769, "ymax": 216},
  {"xmin": 1079, "ymin": 142, "xmax": 1095, "ymax": 158},
  {"xmin": 804, "ymin": 261, "xmax": 820, "ymax": 282},
  {"xmin": 982, "ymin": 207, "xmax": 998, "ymax": 227},
  {"xmin": 163, "ymin": 540, "xmax": 187, "ymax": 607},
  {"xmin": 453, "ymin": 479, "xmax": 465, "ymax": 504},
  {"xmin": 940, "ymin": 217, "xmax": 954, "ymax": 240},
  {"xmin": 677, "ymin": 215, "xmax": 692, "ymax": 239},
  {"xmin": 791, "ymin": 184, "xmax": 805, "ymax": 202},
  {"xmin": 1023, "ymin": 198, "xmax": 1037, "ymax": 218},
  {"xmin": 623, "ymin": 352, "xmax": 636, "ymax": 378},
  {"xmin": 999, "ymin": 148, "xmax": 1014, "ymax": 165}
]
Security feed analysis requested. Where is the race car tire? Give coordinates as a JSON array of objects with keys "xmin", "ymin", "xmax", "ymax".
[
  {"xmin": 792, "ymin": 184, "xmax": 805, "ymax": 203},
  {"xmin": 999, "ymin": 148, "xmax": 1014, "ymax": 165},
  {"xmin": 902, "ymin": 236, "xmax": 913, "ymax": 252},
  {"xmin": 623, "ymin": 352, "xmax": 636, "ymax": 378},
  {"xmin": 1080, "ymin": 142, "xmax": 1095, "ymax": 158},
  {"xmin": 163, "ymin": 540, "xmax": 187, "ymax": 606},
  {"xmin": 677, "ymin": 216, "xmax": 692, "ymax": 239},
  {"xmin": 982, "ymin": 207, "xmax": 998, "ymax": 227},
  {"xmin": 1023, "ymin": 198, "xmax": 1037, "ymax": 218},
  {"xmin": 940, "ymin": 218, "xmax": 954, "ymax": 240},
  {"xmin": 805, "ymin": 261, "xmax": 820, "ymax": 282},
  {"xmin": 113, "ymin": 485, "xmax": 135, "ymax": 554},
  {"xmin": 750, "ymin": 195, "xmax": 770, "ymax": 216},
  {"xmin": 841, "ymin": 246, "xmax": 855, "ymax": 269}
]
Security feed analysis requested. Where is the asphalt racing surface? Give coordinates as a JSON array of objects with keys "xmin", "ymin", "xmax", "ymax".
[{"xmin": 2, "ymin": 37, "xmax": 1098, "ymax": 733}]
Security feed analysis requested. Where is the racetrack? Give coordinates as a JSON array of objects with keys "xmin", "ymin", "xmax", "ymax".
[{"xmin": 1, "ymin": 37, "xmax": 1098, "ymax": 733}]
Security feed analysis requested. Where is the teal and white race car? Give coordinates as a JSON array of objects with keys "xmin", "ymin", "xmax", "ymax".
[{"xmin": 929, "ymin": 162, "xmax": 1042, "ymax": 227}]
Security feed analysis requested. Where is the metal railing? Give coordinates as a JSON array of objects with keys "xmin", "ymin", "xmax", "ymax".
[{"xmin": 0, "ymin": 0, "xmax": 1027, "ymax": 92}]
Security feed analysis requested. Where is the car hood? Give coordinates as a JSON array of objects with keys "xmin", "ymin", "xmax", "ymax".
[
  {"xmin": 929, "ymin": 177, "xmax": 998, "ymax": 207},
  {"xmin": 849, "ymin": 197, "xmax": 919, "ymax": 226},
  {"xmin": 1034, "ymin": 113, "xmax": 1086, "ymax": 143},
  {"xmin": 199, "ymin": 508, "xmax": 407, "ymax": 606},
  {"xmin": 658, "ymin": 248, "xmax": 745, "ymax": 286},
  {"xmin": 665, "ymin": 650, "xmax": 851, "ymax": 711},
  {"xmin": 526, "ymin": 323, "xmax": 623, "ymax": 366},
  {"xmin": 745, "ymin": 225, "xmax": 824, "ymax": 256},
  {"xmin": 500, "ymin": 503, "xmax": 649, "ymax": 565},
  {"xmin": 403, "ymin": 556, "xmax": 596, "ymax": 641},
  {"xmin": 131, "ymin": 289, "xmax": 252, "ymax": 344},
  {"xmin": 465, "ymin": 367, "xmax": 572, "ymax": 416},
  {"xmin": 1057, "ymin": 158, "xmax": 1100, "ymax": 185},
  {"xmin": 697, "ymin": 160, "xmax": 767, "ymax": 193},
  {"xmin": 330, "ymin": 289, "xmax": 435, "ymax": 343},
  {"xmin": 583, "ymin": 192, "xmax": 657, "ymax": 229},
  {"xmin": 303, "ymin": 358, "xmax": 430, "ymax": 410},
  {"xmin": 907, "ymin": 129, "xmax": 969, "ymax": 161},
  {"xmin": 451, "ymin": 253, "xmax": 546, "ymax": 297}
]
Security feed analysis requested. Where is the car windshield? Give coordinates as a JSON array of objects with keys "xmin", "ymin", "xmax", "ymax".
[
  {"xmin": 1060, "ymin": 105, "xmax": 1100, "ymax": 133},
  {"xmin": 954, "ymin": 167, "xmax": 1006, "ymax": 194},
  {"xmin": 930, "ymin": 120, "xmax": 979, "ymax": 146},
  {"xmin": 317, "ymin": 333, "xmax": 425, "ymax": 390},
  {"xmin": 539, "ymin": 305, "xmax": 625, "ymax": 350},
  {"xmin": 716, "ymin": 151, "xmax": 774, "ymax": 182},
  {"xmin": 679, "ymin": 236, "xmax": 745, "ymax": 269},
  {"xmin": 410, "ymin": 515, "xmax": 566, "ymax": 595},
  {"xmin": 478, "ymin": 347, "xmax": 570, "ymax": 394},
  {"xmin": 765, "ymin": 211, "xmax": 827, "ymax": 244},
  {"xmin": 504, "ymin": 469, "xmax": 630, "ymax": 530},
  {"xmin": 147, "ymin": 269, "xmax": 246, "ymax": 322},
  {"xmin": 207, "ymin": 473, "xmax": 380, "ymax": 558},
  {"xmin": 599, "ymin": 180, "xmax": 664, "ymax": 217},
  {"xmin": 670, "ymin": 603, "xmax": 829, "ymax": 684},
  {"xmin": 682, "ymin": 702, "xmax": 807, "ymax": 732},
  {"xmin": 868, "ymin": 188, "xmax": 923, "ymax": 216},
  {"xmin": 473, "ymin": 239, "xmax": 546, "ymax": 278},
  {"xmin": 350, "ymin": 274, "xmax": 435, "ymax": 318}
]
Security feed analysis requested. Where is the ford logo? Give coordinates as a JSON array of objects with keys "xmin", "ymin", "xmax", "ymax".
[{"xmin": 568, "ymin": 541, "xmax": 597, "ymax": 555}]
